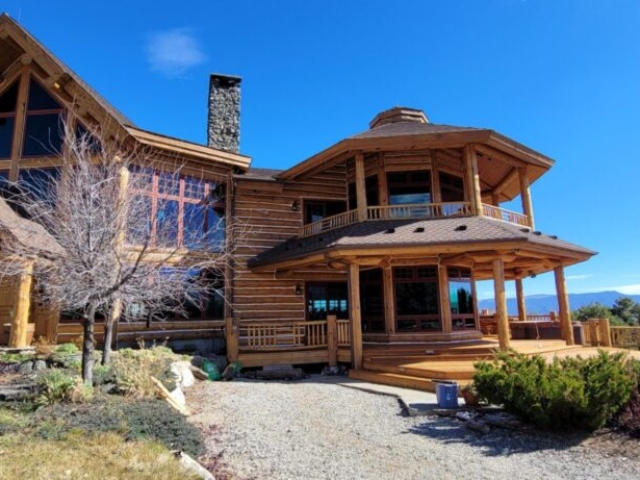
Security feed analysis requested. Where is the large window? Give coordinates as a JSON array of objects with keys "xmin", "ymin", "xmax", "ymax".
[
  {"xmin": 306, "ymin": 282, "xmax": 348, "ymax": 320},
  {"xmin": 130, "ymin": 171, "xmax": 225, "ymax": 251},
  {"xmin": 440, "ymin": 172, "xmax": 465, "ymax": 203},
  {"xmin": 348, "ymin": 175, "xmax": 379, "ymax": 210},
  {"xmin": 0, "ymin": 80, "xmax": 18, "ymax": 159},
  {"xmin": 394, "ymin": 266, "xmax": 440, "ymax": 331},
  {"xmin": 388, "ymin": 171, "xmax": 431, "ymax": 205},
  {"xmin": 449, "ymin": 267, "xmax": 475, "ymax": 330},
  {"xmin": 304, "ymin": 200, "xmax": 346, "ymax": 224},
  {"xmin": 18, "ymin": 168, "xmax": 60, "ymax": 204},
  {"xmin": 23, "ymin": 78, "xmax": 65, "ymax": 157},
  {"xmin": 360, "ymin": 269, "xmax": 385, "ymax": 332}
]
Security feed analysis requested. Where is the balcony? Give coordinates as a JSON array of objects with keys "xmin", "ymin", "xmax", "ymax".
[{"xmin": 299, "ymin": 202, "xmax": 529, "ymax": 237}]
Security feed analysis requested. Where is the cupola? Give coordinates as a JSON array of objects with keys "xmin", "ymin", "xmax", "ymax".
[{"xmin": 368, "ymin": 107, "xmax": 429, "ymax": 129}]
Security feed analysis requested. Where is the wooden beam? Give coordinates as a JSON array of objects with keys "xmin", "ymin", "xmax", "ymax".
[
  {"xmin": 383, "ymin": 265, "xmax": 395, "ymax": 335},
  {"xmin": 9, "ymin": 260, "xmax": 34, "ymax": 348},
  {"xmin": 431, "ymin": 150, "xmax": 442, "ymax": 203},
  {"xmin": 225, "ymin": 316, "xmax": 239, "ymax": 362},
  {"xmin": 475, "ymin": 143, "xmax": 528, "ymax": 169},
  {"xmin": 492, "ymin": 258, "xmax": 510, "ymax": 351},
  {"xmin": 438, "ymin": 264, "xmax": 452, "ymax": 334},
  {"xmin": 464, "ymin": 144, "xmax": 483, "ymax": 216},
  {"xmin": 348, "ymin": 263, "xmax": 363, "ymax": 369},
  {"xmin": 515, "ymin": 278, "xmax": 527, "ymax": 321},
  {"xmin": 9, "ymin": 66, "xmax": 29, "ymax": 181},
  {"xmin": 327, "ymin": 314, "xmax": 338, "ymax": 367},
  {"xmin": 518, "ymin": 166, "xmax": 535, "ymax": 229},
  {"xmin": 493, "ymin": 168, "xmax": 519, "ymax": 196},
  {"xmin": 554, "ymin": 266, "xmax": 575, "ymax": 345},
  {"xmin": 355, "ymin": 151, "xmax": 367, "ymax": 222},
  {"xmin": 377, "ymin": 154, "xmax": 389, "ymax": 206}
]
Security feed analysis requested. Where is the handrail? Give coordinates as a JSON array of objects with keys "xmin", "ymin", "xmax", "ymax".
[
  {"xmin": 239, "ymin": 320, "xmax": 329, "ymax": 350},
  {"xmin": 299, "ymin": 210, "xmax": 359, "ymax": 237},
  {"xmin": 337, "ymin": 319, "xmax": 350, "ymax": 346},
  {"xmin": 481, "ymin": 204, "xmax": 529, "ymax": 227}
]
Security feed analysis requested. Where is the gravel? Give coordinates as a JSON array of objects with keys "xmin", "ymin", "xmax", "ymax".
[{"xmin": 187, "ymin": 378, "xmax": 640, "ymax": 480}]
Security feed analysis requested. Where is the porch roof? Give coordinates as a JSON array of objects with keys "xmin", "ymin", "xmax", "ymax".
[{"xmin": 248, "ymin": 216, "xmax": 596, "ymax": 271}]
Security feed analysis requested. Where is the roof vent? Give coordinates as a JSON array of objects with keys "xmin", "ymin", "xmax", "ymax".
[
  {"xmin": 414, "ymin": 227, "xmax": 425, "ymax": 233},
  {"xmin": 533, "ymin": 231, "xmax": 542, "ymax": 236},
  {"xmin": 550, "ymin": 235, "xmax": 558, "ymax": 240},
  {"xmin": 369, "ymin": 107, "xmax": 428, "ymax": 129},
  {"xmin": 385, "ymin": 228, "xmax": 395, "ymax": 234},
  {"xmin": 455, "ymin": 225, "xmax": 467, "ymax": 231}
]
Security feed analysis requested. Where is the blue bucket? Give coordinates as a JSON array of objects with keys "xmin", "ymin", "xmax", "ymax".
[{"xmin": 435, "ymin": 382, "xmax": 459, "ymax": 409}]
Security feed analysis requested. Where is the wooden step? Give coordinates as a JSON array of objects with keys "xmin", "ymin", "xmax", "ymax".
[
  {"xmin": 349, "ymin": 369, "xmax": 473, "ymax": 394},
  {"xmin": 362, "ymin": 360, "xmax": 475, "ymax": 380}
]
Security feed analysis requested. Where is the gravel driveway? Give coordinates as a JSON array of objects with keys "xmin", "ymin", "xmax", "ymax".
[{"xmin": 187, "ymin": 377, "xmax": 640, "ymax": 480}]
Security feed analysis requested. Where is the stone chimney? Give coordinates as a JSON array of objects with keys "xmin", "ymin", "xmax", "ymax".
[{"xmin": 207, "ymin": 73, "xmax": 241, "ymax": 152}]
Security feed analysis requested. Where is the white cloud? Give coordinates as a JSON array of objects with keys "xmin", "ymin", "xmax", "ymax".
[
  {"xmin": 608, "ymin": 284, "xmax": 640, "ymax": 295},
  {"xmin": 146, "ymin": 28, "xmax": 206, "ymax": 78},
  {"xmin": 566, "ymin": 274, "xmax": 593, "ymax": 281}
]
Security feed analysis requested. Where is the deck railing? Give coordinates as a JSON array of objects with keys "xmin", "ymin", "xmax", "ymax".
[
  {"xmin": 481, "ymin": 204, "xmax": 530, "ymax": 227},
  {"xmin": 298, "ymin": 201, "xmax": 530, "ymax": 238},
  {"xmin": 610, "ymin": 326, "xmax": 640, "ymax": 349},
  {"xmin": 337, "ymin": 319, "xmax": 350, "ymax": 346}
]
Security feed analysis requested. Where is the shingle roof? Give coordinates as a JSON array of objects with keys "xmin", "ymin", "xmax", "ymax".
[
  {"xmin": 239, "ymin": 168, "xmax": 284, "ymax": 181},
  {"xmin": 348, "ymin": 121, "xmax": 486, "ymax": 140},
  {"xmin": 249, "ymin": 216, "xmax": 595, "ymax": 268},
  {"xmin": 0, "ymin": 196, "xmax": 61, "ymax": 254}
]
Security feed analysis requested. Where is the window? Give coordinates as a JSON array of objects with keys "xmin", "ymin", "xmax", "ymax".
[
  {"xmin": 394, "ymin": 266, "xmax": 440, "ymax": 331},
  {"xmin": 304, "ymin": 200, "xmax": 346, "ymax": 224},
  {"xmin": 18, "ymin": 168, "xmax": 60, "ymax": 205},
  {"xmin": 23, "ymin": 78, "xmax": 65, "ymax": 157},
  {"xmin": 348, "ymin": 175, "xmax": 379, "ymax": 210},
  {"xmin": 129, "ymin": 170, "xmax": 225, "ymax": 251},
  {"xmin": 0, "ymin": 80, "xmax": 19, "ymax": 159},
  {"xmin": 440, "ymin": 172, "xmax": 465, "ymax": 202},
  {"xmin": 360, "ymin": 269, "xmax": 384, "ymax": 332},
  {"xmin": 388, "ymin": 171, "xmax": 431, "ymax": 205},
  {"xmin": 449, "ymin": 267, "xmax": 475, "ymax": 330},
  {"xmin": 306, "ymin": 282, "xmax": 348, "ymax": 320}
]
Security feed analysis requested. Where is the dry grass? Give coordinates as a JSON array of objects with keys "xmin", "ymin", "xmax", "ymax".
[
  {"xmin": 0, "ymin": 431, "xmax": 199, "ymax": 480},
  {"xmin": 111, "ymin": 346, "xmax": 182, "ymax": 399}
]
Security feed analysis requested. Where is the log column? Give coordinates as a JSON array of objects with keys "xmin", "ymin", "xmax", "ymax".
[
  {"xmin": 492, "ymin": 258, "xmax": 510, "ymax": 351},
  {"xmin": 515, "ymin": 278, "xmax": 527, "ymax": 322},
  {"xmin": 355, "ymin": 151, "xmax": 367, "ymax": 222},
  {"xmin": 431, "ymin": 150, "xmax": 442, "ymax": 203},
  {"xmin": 464, "ymin": 144, "xmax": 483, "ymax": 216},
  {"xmin": 438, "ymin": 264, "xmax": 452, "ymax": 334},
  {"xmin": 518, "ymin": 167, "xmax": 535, "ymax": 229},
  {"xmin": 382, "ymin": 264, "xmax": 395, "ymax": 335},
  {"xmin": 348, "ymin": 263, "xmax": 363, "ymax": 369},
  {"xmin": 9, "ymin": 260, "xmax": 34, "ymax": 348},
  {"xmin": 554, "ymin": 266, "xmax": 575, "ymax": 345}
]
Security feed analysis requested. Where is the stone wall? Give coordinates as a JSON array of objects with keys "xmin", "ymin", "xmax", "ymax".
[{"xmin": 207, "ymin": 74, "xmax": 241, "ymax": 153}]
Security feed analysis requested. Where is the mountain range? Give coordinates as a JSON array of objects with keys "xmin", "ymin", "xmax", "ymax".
[{"xmin": 478, "ymin": 291, "xmax": 640, "ymax": 315}]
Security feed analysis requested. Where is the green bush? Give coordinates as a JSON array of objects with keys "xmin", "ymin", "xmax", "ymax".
[
  {"xmin": 473, "ymin": 350, "xmax": 637, "ymax": 431},
  {"xmin": 35, "ymin": 370, "xmax": 93, "ymax": 406},
  {"xmin": 111, "ymin": 346, "xmax": 181, "ymax": 398},
  {"xmin": 54, "ymin": 343, "xmax": 80, "ymax": 354},
  {"xmin": 34, "ymin": 399, "xmax": 203, "ymax": 456}
]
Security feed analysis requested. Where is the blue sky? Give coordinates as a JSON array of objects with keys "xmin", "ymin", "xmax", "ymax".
[{"xmin": 5, "ymin": 1, "xmax": 640, "ymax": 299}]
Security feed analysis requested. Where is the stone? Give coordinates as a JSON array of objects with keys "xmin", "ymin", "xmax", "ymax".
[
  {"xmin": 18, "ymin": 361, "xmax": 33, "ymax": 374},
  {"xmin": 207, "ymin": 74, "xmax": 241, "ymax": 152},
  {"xmin": 171, "ymin": 361, "xmax": 196, "ymax": 389},
  {"xmin": 33, "ymin": 360, "xmax": 47, "ymax": 371},
  {"xmin": 169, "ymin": 385, "xmax": 186, "ymax": 408}
]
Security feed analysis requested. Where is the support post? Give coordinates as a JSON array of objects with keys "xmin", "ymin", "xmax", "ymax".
[
  {"xmin": 515, "ymin": 278, "xmax": 527, "ymax": 322},
  {"xmin": 438, "ymin": 264, "xmax": 452, "ymax": 334},
  {"xmin": 554, "ymin": 266, "xmax": 575, "ymax": 346},
  {"xmin": 377, "ymin": 154, "xmax": 389, "ymax": 207},
  {"xmin": 9, "ymin": 260, "xmax": 34, "ymax": 348},
  {"xmin": 518, "ymin": 167, "xmax": 535, "ymax": 229},
  {"xmin": 355, "ymin": 151, "xmax": 367, "ymax": 222},
  {"xmin": 382, "ymin": 264, "xmax": 395, "ymax": 335},
  {"xmin": 599, "ymin": 317, "xmax": 612, "ymax": 347},
  {"xmin": 327, "ymin": 314, "xmax": 338, "ymax": 367},
  {"xmin": 348, "ymin": 263, "xmax": 363, "ymax": 369},
  {"xmin": 431, "ymin": 150, "xmax": 442, "ymax": 203},
  {"xmin": 492, "ymin": 258, "xmax": 510, "ymax": 351},
  {"xmin": 464, "ymin": 144, "xmax": 483, "ymax": 216},
  {"xmin": 225, "ymin": 316, "xmax": 239, "ymax": 363}
]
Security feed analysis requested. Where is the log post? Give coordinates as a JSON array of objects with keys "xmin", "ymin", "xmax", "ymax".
[
  {"xmin": 464, "ymin": 144, "xmax": 483, "ymax": 216},
  {"xmin": 355, "ymin": 151, "xmax": 367, "ymax": 222},
  {"xmin": 382, "ymin": 264, "xmax": 395, "ymax": 335},
  {"xmin": 327, "ymin": 314, "xmax": 338, "ymax": 367},
  {"xmin": 554, "ymin": 266, "xmax": 575, "ymax": 345},
  {"xmin": 599, "ymin": 317, "xmax": 612, "ymax": 347},
  {"xmin": 492, "ymin": 258, "xmax": 510, "ymax": 351},
  {"xmin": 438, "ymin": 264, "xmax": 452, "ymax": 334},
  {"xmin": 431, "ymin": 150, "xmax": 442, "ymax": 203},
  {"xmin": 348, "ymin": 263, "xmax": 363, "ymax": 369},
  {"xmin": 518, "ymin": 167, "xmax": 535, "ymax": 229},
  {"xmin": 9, "ymin": 260, "xmax": 34, "ymax": 348},
  {"xmin": 515, "ymin": 278, "xmax": 527, "ymax": 322},
  {"xmin": 225, "ymin": 316, "xmax": 239, "ymax": 363},
  {"xmin": 588, "ymin": 318, "xmax": 600, "ymax": 346}
]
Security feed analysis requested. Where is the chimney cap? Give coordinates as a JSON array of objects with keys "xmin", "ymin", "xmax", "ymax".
[
  {"xmin": 209, "ymin": 73, "xmax": 242, "ymax": 85},
  {"xmin": 369, "ymin": 107, "xmax": 428, "ymax": 129}
]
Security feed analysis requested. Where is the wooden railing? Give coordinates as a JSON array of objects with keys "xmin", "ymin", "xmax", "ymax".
[
  {"xmin": 337, "ymin": 320, "xmax": 350, "ymax": 346},
  {"xmin": 481, "ymin": 204, "xmax": 530, "ymax": 227},
  {"xmin": 610, "ymin": 327, "xmax": 640, "ymax": 349},
  {"xmin": 508, "ymin": 313, "xmax": 558, "ymax": 323},
  {"xmin": 299, "ymin": 210, "xmax": 359, "ymax": 237},
  {"xmin": 240, "ymin": 320, "xmax": 330, "ymax": 350},
  {"xmin": 367, "ymin": 202, "xmax": 472, "ymax": 221}
]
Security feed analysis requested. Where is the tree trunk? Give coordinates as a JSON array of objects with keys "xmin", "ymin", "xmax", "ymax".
[
  {"xmin": 102, "ymin": 297, "xmax": 122, "ymax": 365},
  {"xmin": 82, "ymin": 303, "xmax": 96, "ymax": 384}
]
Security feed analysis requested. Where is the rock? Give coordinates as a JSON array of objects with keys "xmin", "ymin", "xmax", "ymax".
[
  {"xmin": 33, "ymin": 360, "xmax": 47, "ymax": 371},
  {"xmin": 169, "ymin": 385, "xmax": 186, "ymax": 408},
  {"xmin": 189, "ymin": 365, "xmax": 209, "ymax": 381},
  {"xmin": 100, "ymin": 382, "xmax": 117, "ymax": 394},
  {"xmin": 171, "ymin": 361, "xmax": 196, "ymax": 389},
  {"xmin": 175, "ymin": 451, "xmax": 215, "ymax": 480},
  {"xmin": 0, "ymin": 383, "xmax": 36, "ymax": 401},
  {"xmin": 190, "ymin": 356, "xmax": 206, "ymax": 369},
  {"xmin": 322, "ymin": 366, "xmax": 340, "ymax": 376},
  {"xmin": 18, "ymin": 361, "xmax": 33, "ymax": 374},
  {"xmin": 255, "ymin": 365, "xmax": 305, "ymax": 381}
]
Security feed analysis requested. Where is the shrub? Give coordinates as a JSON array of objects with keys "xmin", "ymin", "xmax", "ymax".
[
  {"xmin": 34, "ymin": 398, "xmax": 204, "ymax": 456},
  {"xmin": 55, "ymin": 343, "xmax": 80, "ymax": 354},
  {"xmin": 473, "ymin": 350, "xmax": 636, "ymax": 431},
  {"xmin": 36, "ymin": 370, "xmax": 93, "ymax": 406},
  {"xmin": 111, "ymin": 346, "xmax": 181, "ymax": 399}
]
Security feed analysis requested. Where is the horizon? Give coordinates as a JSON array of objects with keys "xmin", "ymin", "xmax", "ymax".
[{"xmin": 3, "ymin": 1, "xmax": 639, "ymax": 301}]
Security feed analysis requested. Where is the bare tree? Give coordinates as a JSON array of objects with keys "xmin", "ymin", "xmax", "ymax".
[{"xmin": 0, "ymin": 122, "xmax": 237, "ymax": 383}]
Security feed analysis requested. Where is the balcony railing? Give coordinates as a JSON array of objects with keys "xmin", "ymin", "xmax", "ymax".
[{"xmin": 481, "ymin": 204, "xmax": 529, "ymax": 227}]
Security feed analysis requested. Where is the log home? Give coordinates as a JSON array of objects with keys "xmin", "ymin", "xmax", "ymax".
[{"xmin": 0, "ymin": 14, "xmax": 596, "ymax": 382}]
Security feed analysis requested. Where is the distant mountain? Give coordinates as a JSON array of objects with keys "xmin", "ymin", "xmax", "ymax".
[{"xmin": 478, "ymin": 291, "xmax": 640, "ymax": 315}]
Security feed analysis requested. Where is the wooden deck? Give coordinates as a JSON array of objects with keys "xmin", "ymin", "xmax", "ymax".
[{"xmin": 349, "ymin": 338, "xmax": 640, "ymax": 393}]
